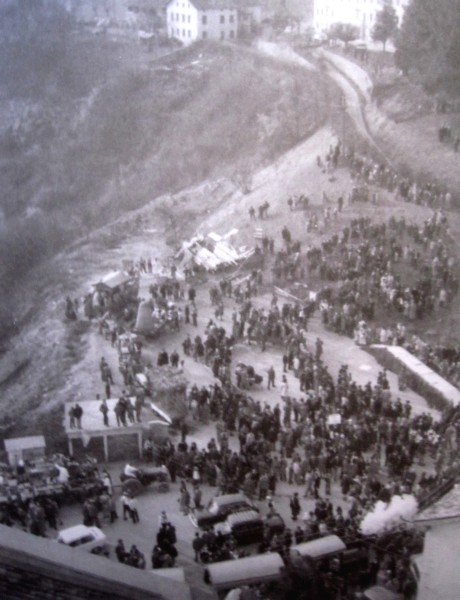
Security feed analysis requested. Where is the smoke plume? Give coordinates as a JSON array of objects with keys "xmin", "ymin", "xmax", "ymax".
[{"xmin": 360, "ymin": 494, "xmax": 418, "ymax": 535}]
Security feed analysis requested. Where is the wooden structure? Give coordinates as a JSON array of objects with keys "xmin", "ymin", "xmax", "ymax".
[
  {"xmin": 4, "ymin": 436, "xmax": 46, "ymax": 466},
  {"xmin": 64, "ymin": 398, "xmax": 169, "ymax": 462},
  {"xmin": 370, "ymin": 344, "xmax": 460, "ymax": 412}
]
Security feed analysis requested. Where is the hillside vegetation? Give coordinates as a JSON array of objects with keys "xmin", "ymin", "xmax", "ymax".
[
  {"xmin": 0, "ymin": 8, "xmax": 332, "ymax": 438},
  {"xmin": 0, "ymin": 16, "xmax": 327, "ymax": 334}
]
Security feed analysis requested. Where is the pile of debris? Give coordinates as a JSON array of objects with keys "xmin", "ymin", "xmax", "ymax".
[{"xmin": 176, "ymin": 229, "xmax": 254, "ymax": 272}]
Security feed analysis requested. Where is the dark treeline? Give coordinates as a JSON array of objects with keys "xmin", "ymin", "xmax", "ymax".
[{"xmin": 395, "ymin": 0, "xmax": 460, "ymax": 95}]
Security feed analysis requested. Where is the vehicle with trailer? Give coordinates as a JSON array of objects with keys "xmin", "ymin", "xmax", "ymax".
[
  {"xmin": 204, "ymin": 534, "xmax": 375, "ymax": 598},
  {"xmin": 120, "ymin": 464, "xmax": 170, "ymax": 497}
]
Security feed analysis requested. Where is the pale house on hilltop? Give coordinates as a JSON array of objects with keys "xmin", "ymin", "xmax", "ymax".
[
  {"xmin": 166, "ymin": 0, "xmax": 240, "ymax": 44},
  {"xmin": 313, "ymin": 0, "xmax": 409, "ymax": 42}
]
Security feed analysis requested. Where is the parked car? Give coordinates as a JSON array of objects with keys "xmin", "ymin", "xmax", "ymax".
[
  {"xmin": 214, "ymin": 510, "xmax": 286, "ymax": 546},
  {"xmin": 190, "ymin": 493, "xmax": 257, "ymax": 528},
  {"xmin": 57, "ymin": 524, "xmax": 108, "ymax": 556}
]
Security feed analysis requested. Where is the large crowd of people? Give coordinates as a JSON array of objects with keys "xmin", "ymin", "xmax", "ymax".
[
  {"xmin": 11, "ymin": 137, "xmax": 460, "ymax": 598},
  {"xmin": 335, "ymin": 142, "xmax": 456, "ymax": 209}
]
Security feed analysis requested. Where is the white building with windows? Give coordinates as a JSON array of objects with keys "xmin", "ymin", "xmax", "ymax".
[
  {"xmin": 166, "ymin": 0, "xmax": 239, "ymax": 45},
  {"xmin": 313, "ymin": 0, "xmax": 409, "ymax": 42}
]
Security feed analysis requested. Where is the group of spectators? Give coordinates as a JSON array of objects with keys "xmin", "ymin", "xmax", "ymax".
[
  {"xmin": 51, "ymin": 133, "xmax": 460, "ymax": 596},
  {"xmin": 261, "ymin": 192, "xmax": 459, "ymax": 391},
  {"xmin": 336, "ymin": 143, "xmax": 455, "ymax": 209},
  {"xmin": 116, "ymin": 539, "xmax": 146, "ymax": 569},
  {"xmin": 151, "ymin": 515, "xmax": 178, "ymax": 569},
  {"xmin": 313, "ymin": 212, "xmax": 456, "ymax": 336}
]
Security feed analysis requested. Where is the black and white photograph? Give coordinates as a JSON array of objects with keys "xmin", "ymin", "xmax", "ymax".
[{"xmin": 0, "ymin": 1, "xmax": 459, "ymax": 599}]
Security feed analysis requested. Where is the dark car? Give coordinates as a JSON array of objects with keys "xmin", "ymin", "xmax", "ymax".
[
  {"xmin": 215, "ymin": 510, "xmax": 286, "ymax": 546},
  {"xmin": 190, "ymin": 493, "xmax": 257, "ymax": 528}
]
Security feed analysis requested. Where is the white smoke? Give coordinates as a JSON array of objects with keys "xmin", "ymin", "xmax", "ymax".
[{"xmin": 360, "ymin": 494, "xmax": 418, "ymax": 535}]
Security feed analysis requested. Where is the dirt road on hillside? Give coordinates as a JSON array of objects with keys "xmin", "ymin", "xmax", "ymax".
[
  {"xmin": 255, "ymin": 42, "xmax": 394, "ymax": 168},
  {"xmin": 315, "ymin": 48, "xmax": 397, "ymax": 169}
]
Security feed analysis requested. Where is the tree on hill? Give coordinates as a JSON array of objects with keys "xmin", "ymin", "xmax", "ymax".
[
  {"xmin": 372, "ymin": 0, "xmax": 398, "ymax": 51},
  {"xmin": 395, "ymin": 0, "xmax": 460, "ymax": 95},
  {"xmin": 328, "ymin": 22, "xmax": 359, "ymax": 46}
]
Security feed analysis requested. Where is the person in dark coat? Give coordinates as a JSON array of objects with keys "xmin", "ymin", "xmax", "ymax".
[
  {"xmin": 116, "ymin": 539, "xmax": 127, "ymax": 563},
  {"xmin": 290, "ymin": 492, "xmax": 301, "ymax": 521},
  {"xmin": 74, "ymin": 404, "xmax": 83, "ymax": 429},
  {"xmin": 99, "ymin": 397, "xmax": 109, "ymax": 426}
]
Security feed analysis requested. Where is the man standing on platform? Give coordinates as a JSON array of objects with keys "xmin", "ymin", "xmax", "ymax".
[
  {"xmin": 99, "ymin": 396, "xmax": 109, "ymax": 427},
  {"xmin": 74, "ymin": 404, "xmax": 83, "ymax": 429}
]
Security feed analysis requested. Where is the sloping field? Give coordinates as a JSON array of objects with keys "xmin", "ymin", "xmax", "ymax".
[
  {"xmin": 0, "ymin": 38, "xmax": 328, "ymax": 329},
  {"xmin": 0, "ymin": 37, "xmax": 332, "ymax": 438}
]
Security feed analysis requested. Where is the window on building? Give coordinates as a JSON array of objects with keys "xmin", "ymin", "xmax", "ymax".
[
  {"xmin": 202, "ymin": 15, "xmax": 207, "ymax": 25},
  {"xmin": 182, "ymin": 29, "xmax": 185, "ymax": 36},
  {"xmin": 182, "ymin": 14, "xmax": 185, "ymax": 22},
  {"xmin": 220, "ymin": 15, "xmax": 225, "ymax": 24},
  {"xmin": 230, "ymin": 30, "xmax": 234, "ymax": 38},
  {"xmin": 188, "ymin": 30, "xmax": 191, "ymax": 37},
  {"xmin": 220, "ymin": 31, "xmax": 225, "ymax": 40},
  {"xmin": 230, "ymin": 15, "xmax": 234, "ymax": 23},
  {"xmin": 202, "ymin": 31, "xmax": 207, "ymax": 39},
  {"xmin": 188, "ymin": 15, "xmax": 191, "ymax": 23}
]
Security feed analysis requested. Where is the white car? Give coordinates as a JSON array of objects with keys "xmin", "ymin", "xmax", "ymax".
[{"xmin": 57, "ymin": 524, "xmax": 108, "ymax": 555}]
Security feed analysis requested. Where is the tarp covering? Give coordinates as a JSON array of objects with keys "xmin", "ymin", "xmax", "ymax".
[
  {"xmin": 94, "ymin": 271, "xmax": 132, "ymax": 291},
  {"xmin": 205, "ymin": 553, "xmax": 284, "ymax": 590},
  {"xmin": 290, "ymin": 535, "xmax": 346, "ymax": 559}
]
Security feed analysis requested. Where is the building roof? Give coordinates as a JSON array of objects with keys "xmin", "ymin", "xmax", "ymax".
[
  {"xmin": 415, "ymin": 484, "xmax": 460, "ymax": 522},
  {"xmin": 188, "ymin": 0, "xmax": 238, "ymax": 10},
  {"xmin": 4, "ymin": 436, "xmax": 46, "ymax": 453}
]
